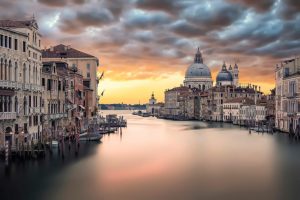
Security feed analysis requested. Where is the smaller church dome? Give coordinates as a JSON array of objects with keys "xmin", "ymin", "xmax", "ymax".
[{"xmin": 216, "ymin": 63, "xmax": 233, "ymax": 82}]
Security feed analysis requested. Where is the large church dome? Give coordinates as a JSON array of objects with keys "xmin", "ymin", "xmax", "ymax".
[
  {"xmin": 185, "ymin": 48, "xmax": 211, "ymax": 78},
  {"xmin": 183, "ymin": 48, "xmax": 212, "ymax": 91}
]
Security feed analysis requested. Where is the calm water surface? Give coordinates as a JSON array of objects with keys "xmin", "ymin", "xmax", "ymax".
[{"xmin": 1, "ymin": 110, "xmax": 300, "ymax": 200}]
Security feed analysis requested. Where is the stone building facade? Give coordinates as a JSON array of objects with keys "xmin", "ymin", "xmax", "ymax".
[
  {"xmin": 0, "ymin": 19, "xmax": 43, "ymax": 148},
  {"xmin": 42, "ymin": 44, "xmax": 99, "ymax": 118},
  {"xmin": 41, "ymin": 62, "xmax": 69, "ymax": 139},
  {"xmin": 275, "ymin": 57, "xmax": 300, "ymax": 132}
]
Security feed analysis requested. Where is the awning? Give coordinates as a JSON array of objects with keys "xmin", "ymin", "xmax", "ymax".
[{"xmin": 79, "ymin": 105, "xmax": 85, "ymax": 110}]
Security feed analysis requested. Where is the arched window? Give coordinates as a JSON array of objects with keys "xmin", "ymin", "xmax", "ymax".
[
  {"xmin": 28, "ymin": 64, "xmax": 31, "ymax": 84},
  {"xmin": 23, "ymin": 96, "xmax": 27, "ymax": 115},
  {"xmin": 15, "ymin": 96, "xmax": 18, "ymax": 113},
  {"xmin": 4, "ymin": 59, "xmax": 7, "ymax": 80},
  {"xmin": 8, "ymin": 60, "xmax": 12, "ymax": 81},
  {"xmin": 14, "ymin": 62, "xmax": 18, "ymax": 82},
  {"xmin": 0, "ymin": 58, "xmax": 3, "ymax": 80},
  {"xmin": 23, "ymin": 63, "xmax": 26, "ymax": 83}
]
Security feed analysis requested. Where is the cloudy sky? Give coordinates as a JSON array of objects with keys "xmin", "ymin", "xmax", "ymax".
[{"xmin": 1, "ymin": 0, "xmax": 300, "ymax": 103}]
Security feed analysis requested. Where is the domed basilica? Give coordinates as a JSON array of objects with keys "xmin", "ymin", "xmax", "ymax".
[
  {"xmin": 184, "ymin": 48, "xmax": 212, "ymax": 91},
  {"xmin": 184, "ymin": 48, "xmax": 239, "ymax": 90}
]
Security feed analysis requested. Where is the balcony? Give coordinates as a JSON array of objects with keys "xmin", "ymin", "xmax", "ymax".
[
  {"xmin": 31, "ymin": 84, "xmax": 43, "ymax": 92},
  {"xmin": 0, "ymin": 80, "xmax": 22, "ymax": 90},
  {"xmin": 49, "ymin": 113, "xmax": 68, "ymax": 120},
  {"xmin": 286, "ymin": 92, "xmax": 297, "ymax": 99},
  {"xmin": 287, "ymin": 111, "xmax": 297, "ymax": 117},
  {"xmin": 0, "ymin": 112, "xmax": 17, "ymax": 120},
  {"xmin": 23, "ymin": 83, "xmax": 31, "ymax": 91}
]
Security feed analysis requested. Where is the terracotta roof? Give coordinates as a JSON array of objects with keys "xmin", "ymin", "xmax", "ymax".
[
  {"xmin": 42, "ymin": 44, "xmax": 97, "ymax": 59},
  {"xmin": 224, "ymin": 97, "xmax": 254, "ymax": 104},
  {"xmin": 0, "ymin": 20, "xmax": 34, "ymax": 28},
  {"xmin": 166, "ymin": 86, "xmax": 190, "ymax": 92}
]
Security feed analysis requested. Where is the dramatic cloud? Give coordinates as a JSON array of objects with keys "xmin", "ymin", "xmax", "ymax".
[{"xmin": 0, "ymin": 0, "xmax": 299, "ymax": 103}]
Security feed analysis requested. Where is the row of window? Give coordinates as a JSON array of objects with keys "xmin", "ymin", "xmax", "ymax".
[
  {"xmin": 223, "ymin": 105, "xmax": 239, "ymax": 109},
  {"xmin": 42, "ymin": 78, "xmax": 66, "ymax": 91},
  {"xmin": 0, "ymin": 34, "xmax": 26, "ymax": 52},
  {"xmin": 29, "ymin": 115, "xmax": 40, "ymax": 127}
]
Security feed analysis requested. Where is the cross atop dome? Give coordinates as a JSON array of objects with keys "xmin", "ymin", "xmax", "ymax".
[
  {"xmin": 222, "ymin": 61, "xmax": 227, "ymax": 70},
  {"xmin": 194, "ymin": 47, "xmax": 203, "ymax": 64}
]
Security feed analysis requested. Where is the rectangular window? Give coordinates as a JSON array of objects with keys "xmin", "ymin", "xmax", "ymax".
[
  {"xmin": 15, "ymin": 124, "xmax": 19, "ymax": 134},
  {"xmin": 14, "ymin": 39, "xmax": 18, "ymax": 50},
  {"xmin": 58, "ymin": 81, "xmax": 61, "ymax": 91},
  {"xmin": 87, "ymin": 63, "xmax": 90, "ymax": 70},
  {"xmin": 47, "ymin": 79, "xmax": 51, "ymax": 90},
  {"xmin": 42, "ymin": 78, "xmax": 45, "ymax": 86},
  {"xmin": 24, "ymin": 123, "xmax": 28, "ymax": 134},
  {"xmin": 23, "ymin": 41, "xmax": 26, "ymax": 52},
  {"xmin": 29, "ymin": 116, "xmax": 32, "ymax": 126},
  {"xmin": 4, "ymin": 36, "xmax": 7, "ymax": 47},
  {"xmin": 8, "ymin": 37, "xmax": 11, "ymax": 49},
  {"xmin": 0, "ymin": 35, "xmax": 3, "ymax": 46},
  {"xmin": 284, "ymin": 68, "xmax": 289, "ymax": 77},
  {"xmin": 87, "ymin": 72, "xmax": 90, "ymax": 78},
  {"xmin": 29, "ymin": 96, "xmax": 31, "ymax": 107}
]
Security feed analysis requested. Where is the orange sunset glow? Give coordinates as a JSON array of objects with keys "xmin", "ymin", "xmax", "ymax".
[{"xmin": 3, "ymin": 0, "xmax": 298, "ymax": 104}]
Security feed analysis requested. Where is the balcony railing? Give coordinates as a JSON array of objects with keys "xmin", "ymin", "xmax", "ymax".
[
  {"xmin": 31, "ymin": 84, "xmax": 43, "ymax": 92},
  {"xmin": 23, "ymin": 83, "xmax": 31, "ymax": 90},
  {"xmin": 286, "ymin": 92, "xmax": 297, "ymax": 98},
  {"xmin": 0, "ymin": 112, "xmax": 17, "ymax": 120},
  {"xmin": 49, "ymin": 113, "xmax": 68, "ymax": 120},
  {"xmin": 0, "ymin": 80, "xmax": 22, "ymax": 90}
]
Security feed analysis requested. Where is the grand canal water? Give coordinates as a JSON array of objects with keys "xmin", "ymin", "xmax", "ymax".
[{"xmin": 1, "ymin": 110, "xmax": 300, "ymax": 200}]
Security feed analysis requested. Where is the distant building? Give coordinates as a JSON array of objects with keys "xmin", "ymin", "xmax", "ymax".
[
  {"xmin": 184, "ymin": 48, "xmax": 212, "ymax": 91},
  {"xmin": 275, "ymin": 57, "xmax": 300, "ymax": 132},
  {"xmin": 163, "ymin": 86, "xmax": 191, "ymax": 118},
  {"xmin": 228, "ymin": 63, "xmax": 239, "ymax": 87},
  {"xmin": 146, "ymin": 93, "xmax": 163, "ymax": 116},
  {"xmin": 223, "ymin": 97, "xmax": 266, "ymax": 125}
]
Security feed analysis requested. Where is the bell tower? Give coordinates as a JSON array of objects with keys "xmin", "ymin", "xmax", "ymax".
[{"xmin": 233, "ymin": 63, "xmax": 239, "ymax": 86}]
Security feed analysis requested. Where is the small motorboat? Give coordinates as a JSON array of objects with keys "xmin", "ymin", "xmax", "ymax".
[{"xmin": 79, "ymin": 132, "xmax": 103, "ymax": 141}]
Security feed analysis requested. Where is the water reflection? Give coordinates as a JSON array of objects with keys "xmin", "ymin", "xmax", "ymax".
[{"xmin": 1, "ymin": 111, "xmax": 300, "ymax": 200}]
